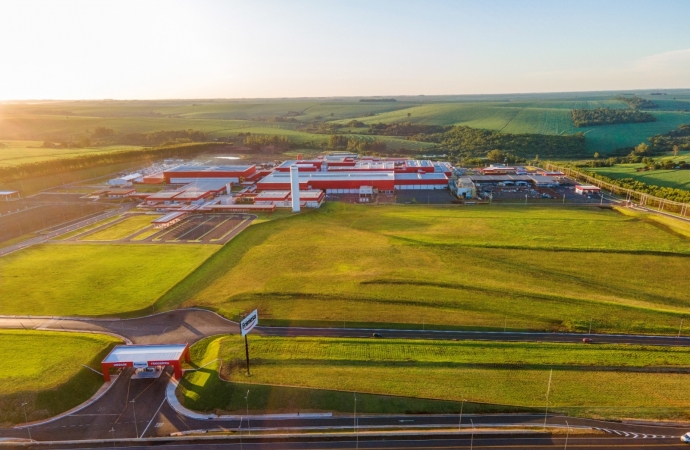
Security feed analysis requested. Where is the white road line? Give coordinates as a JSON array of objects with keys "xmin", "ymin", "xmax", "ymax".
[{"xmin": 140, "ymin": 398, "xmax": 166, "ymax": 438}]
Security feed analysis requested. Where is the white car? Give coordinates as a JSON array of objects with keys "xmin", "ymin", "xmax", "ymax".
[{"xmin": 681, "ymin": 432, "xmax": 690, "ymax": 443}]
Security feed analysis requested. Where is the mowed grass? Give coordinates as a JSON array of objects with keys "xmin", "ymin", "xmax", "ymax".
[
  {"xmin": 587, "ymin": 163, "xmax": 690, "ymax": 190},
  {"xmin": 81, "ymin": 214, "xmax": 159, "ymax": 241},
  {"xmin": 158, "ymin": 203, "xmax": 690, "ymax": 334},
  {"xmin": 0, "ymin": 243, "xmax": 217, "ymax": 316},
  {"xmin": 180, "ymin": 335, "xmax": 690, "ymax": 420},
  {"xmin": 0, "ymin": 330, "xmax": 120, "ymax": 424}
]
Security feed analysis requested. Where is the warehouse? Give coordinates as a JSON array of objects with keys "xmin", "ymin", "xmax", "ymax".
[
  {"xmin": 256, "ymin": 171, "xmax": 396, "ymax": 193},
  {"xmin": 164, "ymin": 165, "xmax": 256, "ymax": 183},
  {"xmin": 108, "ymin": 173, "xmax": 143, "ymax": 186},
  {"xmin": 394, "ymin": 173, "xmax": 450, "ymax": 190}
]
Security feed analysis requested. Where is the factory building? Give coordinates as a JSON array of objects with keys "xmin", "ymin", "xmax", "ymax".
[
  {"xmin": 163, "ymin": 165, "xmax": 257, "ymax": 183},
  {"xmin": 575, "ymin": 185, "xmax": 601, "ymax": 195},
  {"xmin": 108, "ymin": 173, "xmax": 143, "ymax": 186}
]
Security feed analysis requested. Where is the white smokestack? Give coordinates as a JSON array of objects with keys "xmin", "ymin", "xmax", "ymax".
[{"xmin": 290, "ymin": 165, "xmax": 300, "ymax": 212}]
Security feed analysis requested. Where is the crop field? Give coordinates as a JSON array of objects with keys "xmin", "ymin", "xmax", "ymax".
[
  {"xmin": 3, "ymin": 96, "xmax": 690, "ymax": 157},
  {"xmin": 0, "ymin": 140, "xmax": 143, "ymax": 167},
  {"xmin": 587, "ymin": 164, "xmax": 690, "ymax": 190},
  {"xmin": 157, "ymin": 203, "xmax": 690, "ymax": 335},
  {"xmin": 80, "ymin": 214, "xmax": 159, "ymax": 241},
  {"xmin": 0, "ymin": 243, "xmax": 217, "ymax": 316},
  {"xmin": 0, "ymin": 330, "xmax": 120, "ymax": 424},
  {"xmin": 179, "ymin": 335, "xmax": 690, "ymax": 420}
]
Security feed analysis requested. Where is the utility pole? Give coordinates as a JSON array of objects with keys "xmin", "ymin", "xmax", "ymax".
[
  {"xmin": 354, "ymin": 392, "xmax": 358, "ymax": 450},
  {"xmin": 245, "ymin": 390, "xmax": 250, "ymax": 435},
  {"xmin": 470, "ymin": 418, "xmax": 475, "ymax": 450},
  {"xmin": 564, "ymin": 420, "xmax": 570, "ymax": 450},
  {"xmin": 679, "ymin": 319, "xmax": 684, "ymax": 338},
  {"xmin": 21, "ymin": 402, "xmax": 31, "ymax": 441},
  {"xmin": 459, "ymin": 399, "xmax": 465, "ymax": 430},
  {"xmin": 543, "ymin": 369, "xmax": 553, "ymax": 429},
  {"xmin": 588, "ymin": 319, "xmax": 592, "ymax": 335}
]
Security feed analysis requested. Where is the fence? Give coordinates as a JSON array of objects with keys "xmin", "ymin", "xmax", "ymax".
[{"xmin": 544, "ymin": 162, "xmax": 690, "ymax": 217}]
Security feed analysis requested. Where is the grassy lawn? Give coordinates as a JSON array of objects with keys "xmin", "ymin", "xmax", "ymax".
[
  {"xmin": 179, "ymin": 335, "xmax": 690, "ymax": 420},
  {"xmin": 587, "ymin": 164, "xmax": 690, "ymax": 191},
  {"xmin": 0, "ymin": 243, "xmax": 217, "ymax": 316},
  {"xmin": 81, "ymin": 214, "xmax": 159, "ymax": 241},
  {"xmin": 158, "ymin": 203, "xmax": 690, "ymax": 335},
  {"xmin": 0, "ymin": 330, "xmax": 120, "ymax": 425},
  {"xmin": 56, "ymin": 215, "xmax": 122, "ymax": 240}
]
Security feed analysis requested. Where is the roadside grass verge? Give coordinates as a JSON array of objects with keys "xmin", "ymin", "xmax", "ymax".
[
  {"xmin": 158, "ymin": 203, "xmax": 690, "ymax": 334},
  {"xmin": 178, "ymin": 335, "xmax": 690, "ymax": 421},
  {"xmin": 55, "ymin": 215, "xmax": 122, "ymax": 240},
  {"xmin": 0, "ymin": 330, "xmax": 120, "ymax": 425},
  {"xmin": 80, "ymin": 214, "xmax": 159, "ymax": 241},
  {"xmin": 0, "ymin": 243, "xmax": 217, "ymax": 316}
]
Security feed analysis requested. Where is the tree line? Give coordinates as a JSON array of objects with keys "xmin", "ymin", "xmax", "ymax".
[
  {"xmin": 407, "ymin": 125, "xmax": 587, "ymax": 159},
  {"xmin": 573, "ymin": 168, "xmax": 690, "ymax": 203},
  {"xmin": 571, "ymin": 108, "xmax": 656, "ymax": 127},
  {"xmin": 42, "ymin": 128, "xmax": 208, "ymax": 148},
  {"xmin": 328, "ymin": 135, "xmax": 387, "ymax": 152},
  {"xmin": 0, "ymin": 142, "xmax": 230, "ymax": 185},
  {"xmin": 614, "ymin": 96, "xmax": 658, "ymax": 109}
]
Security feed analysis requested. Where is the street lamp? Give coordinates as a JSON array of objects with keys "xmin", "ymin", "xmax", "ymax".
[
  {"xmin": 564, "ymin": 420, "xmax": 570, "ymax": 450},
  {"xmin": 20, "ymin": 402, "xmax": 31, "ymax": 441},
  {"xmin": 459, "ymin": 399, "xmax": 465, "ymax": 430},
  {"xmin": 354, "ymin": 392, "xmax": 358, "ymax": 450}
]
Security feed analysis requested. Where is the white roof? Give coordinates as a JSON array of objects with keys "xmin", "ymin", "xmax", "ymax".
[
  {"xmin": 0, "ymin": 190, "xmax": 18, "ymax": 195},
  {"xmin": 102, "ymin": 344, "xmax": 187, "ymax": 364},
  {"xmin": 577, "ymin": 185, "xmax": 600, "ymax": 190},
  {"xmin": 259, "ymin": 171, "xmax": 394, "ymax": 183}
]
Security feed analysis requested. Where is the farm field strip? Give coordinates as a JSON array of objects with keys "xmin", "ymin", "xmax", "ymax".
[{"xmin": 80, "ymin": 214, "xmax": 159, "ymax": 241}]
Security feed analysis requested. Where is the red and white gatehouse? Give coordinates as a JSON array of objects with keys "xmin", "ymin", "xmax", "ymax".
[{"xmin": 101, "ymin": 344, "xmax": 190, "ymax": 382}]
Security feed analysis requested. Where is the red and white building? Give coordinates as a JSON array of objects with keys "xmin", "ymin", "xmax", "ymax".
[
  {"xmin": 575, "ymin": 185, "xmax": 601, "ymax": 195},
  {"xmin": 101, "ymin": 344, "xmax": 190, "ymax": 382},
  {"xmin": 164, "ymin": 165, "xmax": 256, "ymax": 183}
]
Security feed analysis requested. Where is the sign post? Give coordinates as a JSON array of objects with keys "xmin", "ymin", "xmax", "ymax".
[{"xmin": 240, "ymin": 309, "xmax": 258, "ymax": 376}]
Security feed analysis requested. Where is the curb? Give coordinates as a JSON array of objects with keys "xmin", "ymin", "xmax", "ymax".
[
  {"xmin": 165, "ymin": 377, "xmax": 332, "ymax": 421},
  {"xmin": 14, "ymin": 374, "xmax": 122, "ymax": 429}
]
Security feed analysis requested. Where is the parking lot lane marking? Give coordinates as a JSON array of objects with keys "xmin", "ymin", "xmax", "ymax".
[{"xmin": 140, "ymin": 398, "xmax": 166, "ymax": 438}]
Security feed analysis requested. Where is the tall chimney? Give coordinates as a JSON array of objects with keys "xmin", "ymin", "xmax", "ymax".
[{"xmin": 290, "ymin": 165, "xmax": 301, "ymax": 212}]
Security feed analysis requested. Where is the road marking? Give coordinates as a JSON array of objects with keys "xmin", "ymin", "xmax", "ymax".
[{"xmin": 140, "ymin": 398, "xmax": 166, "ymax": 438}]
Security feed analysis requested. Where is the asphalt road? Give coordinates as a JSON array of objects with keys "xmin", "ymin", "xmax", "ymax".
[{"xmin": 3, "ymin": 309, "xmax": 690, "ymax": 348}]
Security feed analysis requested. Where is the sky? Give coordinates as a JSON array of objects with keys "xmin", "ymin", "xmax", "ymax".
[{"xmin": 1, "ymin": 0, "xmax": 690, "ymax": 100}]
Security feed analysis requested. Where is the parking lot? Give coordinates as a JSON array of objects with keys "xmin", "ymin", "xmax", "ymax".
[{"xmin": 148, "ymin": 214, "xmax": 250, "ymax": 243}]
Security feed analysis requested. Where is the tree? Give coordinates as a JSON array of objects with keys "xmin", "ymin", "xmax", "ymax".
[
  {"xmin": 673, "ymin": 145, "xmax": 680, "ymax": 156},
  {"xmin": 634, "ymin": 142, "xmax": 650, "ymax": 155},
  {"xmin": 593, "ymin": 152, "xmax": 600, "ymax": 159},
  {"xmin": 407, "ymin": 112, "xmax": 411, "ymax": 117}
]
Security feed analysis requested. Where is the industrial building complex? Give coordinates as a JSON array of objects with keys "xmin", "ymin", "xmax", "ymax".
[{"xmin": 94, "ymin": 155, "xmax": 579, "ymax": 232}]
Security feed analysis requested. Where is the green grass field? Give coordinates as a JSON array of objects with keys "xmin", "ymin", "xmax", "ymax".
[
  {"xmin": 0, "ymin": 243, "xmax": 217, "ymax": 316},
  {"xmin": 3, "ymin": 96, "xmax": 690, "ymax": 157},
  {"xmin": 81, "ymin": 214, "xmax": 159, "ymax": 241},
  {"xmin": 178, "ymin": 335, "xmax": 690, "ymax": 420},
  {"xmin": 56, "ymin": 215, "xmax": 123, "ymax": 240},
  {"xmin": 156, "ymin": 203, "xmax": 690, "ymax": 335},
  {"xmin": 587, "ymin": 163, "xmax": 690, "ymax": 190},
  {"xmin": 0, "ymin": 140, "xmax": 143, "ymax": 167},
  {"xmin": 0, "ymin": 330, "xmax": 120, "ymax": 425}
]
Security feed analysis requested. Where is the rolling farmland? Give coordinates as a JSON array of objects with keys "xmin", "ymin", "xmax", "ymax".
[{"xmin": 159, "ymin": 203, "xmax": 690, "ymax": 335}]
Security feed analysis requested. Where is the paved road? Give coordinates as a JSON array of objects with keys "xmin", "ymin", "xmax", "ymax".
[
  {"xmin": 0, "ymin": 309, "xmax": 238, "ymax": 345},
  {"xmin": 1, "ymin": 367, "xmax": 686, "ymax": 443},
  {"xmin": 27, "ymin": 436, "xmax": 690, "ymax": 450},
  {"xmin": 3, "ymin": 309, "xmax": 690, "ymax": 348}
]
